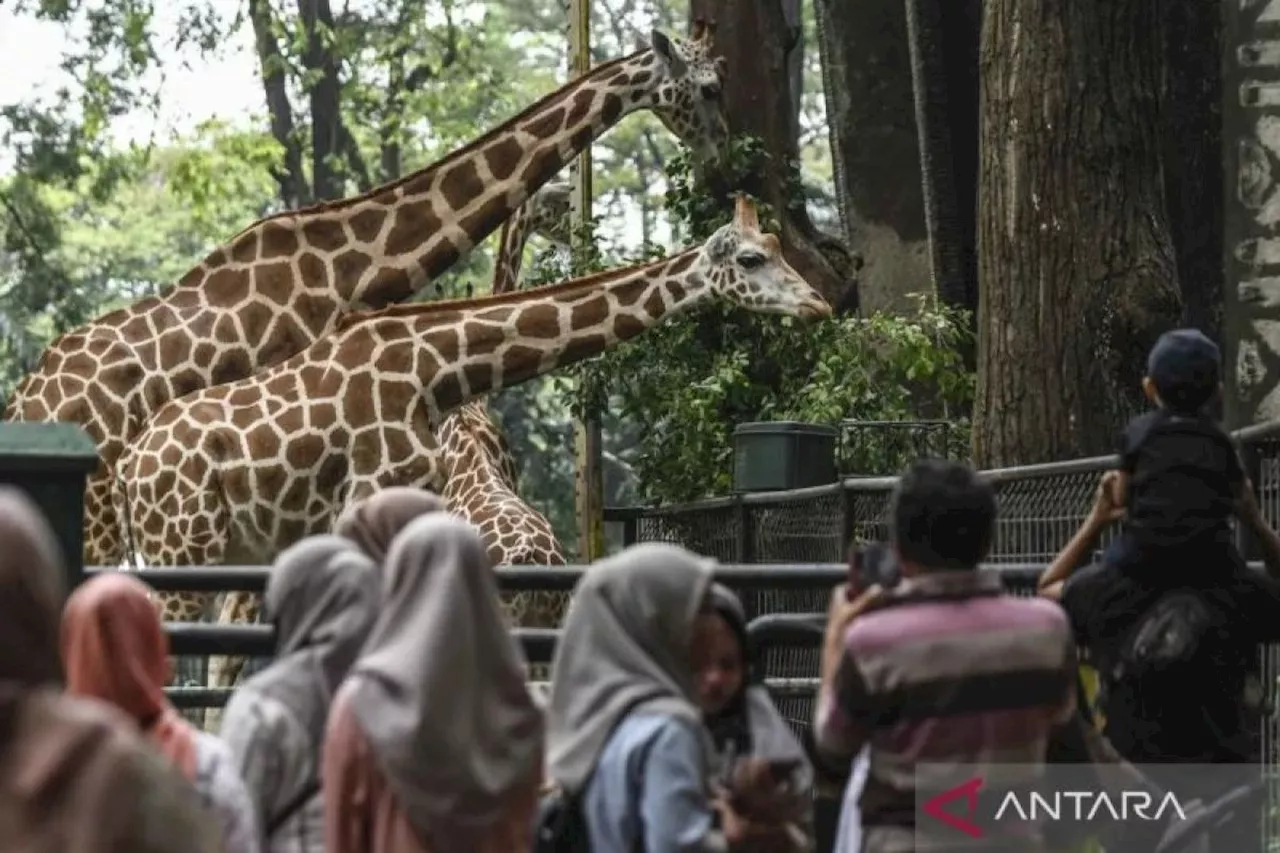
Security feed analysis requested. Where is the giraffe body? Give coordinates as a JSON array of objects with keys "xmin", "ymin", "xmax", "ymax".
[
  {"xmin": 204, "ymin": 183, "xmax": 572, "ymax": 690},
  {"xmin": 115, "ymin": 199, "xmax": 829, "ymax": 585},
  {"xmin": 5, "ymin": 27, "xmax": 729, "ymax": 569}
]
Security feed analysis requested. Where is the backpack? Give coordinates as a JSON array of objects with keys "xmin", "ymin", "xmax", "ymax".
[
  {"xmin": 534, "ymin": 786, "xmax": 591, "ymax": 853},
  {"xmin": 1103, "ymin": 592, "xmax": 1224, "ymax": 708}
]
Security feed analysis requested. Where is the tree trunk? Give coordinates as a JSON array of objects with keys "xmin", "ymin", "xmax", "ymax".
[
  {"xmin": 812, "ymin": 0, "xmax": 927, "ymax": 316},
  {"xmin": 1162, "ymin": 0, "xmax": 1223, "ymax": 339},
  {"xmin": 298, "ymin": 0, "xmax": 345, "ymax": 200},
  {"xmin": 248, "ymin": 0, "xmax": 308, "ymax": 207},
  {"xmin": 972, "ymin": 0, "xmax": 1182, "ymax": 468},
  {"xmin": 904, "ymin": 0, "xmax": 980, "ymax": 325},
  {"xmin": 688, "ymin": 0, "xmax": 859, "ymax": 313}
]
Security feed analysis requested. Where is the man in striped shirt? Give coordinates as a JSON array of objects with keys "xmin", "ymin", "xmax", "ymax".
[{"xmin": 814, "ymin": 460, "xmax": 1076, "ymax": 852}]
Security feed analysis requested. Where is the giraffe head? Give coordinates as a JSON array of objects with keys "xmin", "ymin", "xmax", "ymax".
[
  {"xmin": 647, "ymin": 21, "xmax": 730, "ymax": 165},
  {"xmin": 696, "ymin": 196, "xmax": 832, "ymax": 320},
  {"xmin": 527, "ymin": 181, "xmax": 573, "ymax": 245}
]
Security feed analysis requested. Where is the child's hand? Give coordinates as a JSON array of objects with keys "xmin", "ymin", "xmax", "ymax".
[
  {"xmin": 1237, "ymin": 478, "xmax": 1262, "ymax": 525},
  {"xmin": 1089, "ymin": 470, "xmax": 1126, "ymax": 526}
]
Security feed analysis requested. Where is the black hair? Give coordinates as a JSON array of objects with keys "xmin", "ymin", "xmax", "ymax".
[{"xmin": 891, "ymin": 459, "xmax": 996, "ymax": 571}]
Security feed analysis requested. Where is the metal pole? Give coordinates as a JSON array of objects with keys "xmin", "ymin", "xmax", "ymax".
[{"xmin": 568, "ymin": 0, "xmax": 604, "ymax": 561}]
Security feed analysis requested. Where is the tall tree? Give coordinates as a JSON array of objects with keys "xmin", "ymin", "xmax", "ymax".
[
  {"xmin": 687, "ymin": 0, "xmax": 859, "ymax": 312},
  {"xmin": 903, "ymin": 0, "xmax": 980, "ymax": 326},
  {"xmin": 972, "ymin": 0, "xmax": 1182, "ymax": 467}
]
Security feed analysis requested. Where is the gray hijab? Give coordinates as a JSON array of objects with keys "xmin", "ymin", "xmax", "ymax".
[
  {"xmin": 240, "ymin": 535, "xmax": 380, "ymax": 751},
  {"xmin": 346, "ymin": 514, "xmax": 543, "ymax": 853},
  {"xmin": 546, "ymin": 542, "xmax": 717, "ymax": 792},
  {"xmin": 333, "ymin": 487, "xmax": 446, "ymax": 562}
]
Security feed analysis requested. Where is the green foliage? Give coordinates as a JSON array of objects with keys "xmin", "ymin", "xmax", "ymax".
[{"xmin": 538, "ymin": 135, "xmax": 975, "ymax": 505}]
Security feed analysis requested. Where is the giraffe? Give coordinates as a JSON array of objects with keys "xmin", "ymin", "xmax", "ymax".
[
  {"xmin": 113, "ymin": 197, "xmax": 829, "ymax": 609},
  {"xmin": 437, "ymin": 179, "xmax": 572, "ymax": 631},
  {"xmin": 203, "ymin": 184, "xmax": 575, "ymax": 693},
  {"xmin": 3, "ymin": 22, "xmax": 730, "ymax": 583}
]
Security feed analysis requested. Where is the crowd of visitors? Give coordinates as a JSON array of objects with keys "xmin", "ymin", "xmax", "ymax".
[{"xmin": 0, "ymin": 328, "xmax": 1277, "ymax": 853}]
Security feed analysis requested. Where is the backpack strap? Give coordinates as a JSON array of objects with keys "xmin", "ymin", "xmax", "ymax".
[{"xmin": 266, "ymin": 780, "xmax": 322, "ymax": 835}]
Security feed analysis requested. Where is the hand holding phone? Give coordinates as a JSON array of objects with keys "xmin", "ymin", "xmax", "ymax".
[{"xmin": 847, "ymin": 542, "xmax": 901, "ymax": 600}]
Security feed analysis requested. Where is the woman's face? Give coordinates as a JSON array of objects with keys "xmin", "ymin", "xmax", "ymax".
[{"xmin": 691, "ymin": 611, "xmax": 746, "ymax": 716}]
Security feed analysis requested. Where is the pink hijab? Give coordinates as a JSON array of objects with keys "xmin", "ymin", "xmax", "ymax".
[{"xmin": 61, "ymin": 573, "xmax": 198, "ymax": 779}]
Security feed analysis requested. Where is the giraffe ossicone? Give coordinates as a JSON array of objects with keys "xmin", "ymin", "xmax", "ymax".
[{"xmin": 3, "ymin": 25, "xmax": 730, "ymax": 569}]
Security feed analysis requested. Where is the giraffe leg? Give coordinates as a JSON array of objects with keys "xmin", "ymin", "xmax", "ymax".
[{"xmin": 207, "ymin": 591, "xmax": 261, "ymax": 694}]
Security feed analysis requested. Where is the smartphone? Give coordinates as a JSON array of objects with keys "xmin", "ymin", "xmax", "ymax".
[{"xmin": 847, "ymin": 542, "xmax": 901, "ymax": 600}]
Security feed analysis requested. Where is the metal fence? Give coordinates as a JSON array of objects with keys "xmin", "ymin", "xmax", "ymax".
[{"xmin": 837, "ymin": 419, "xmax": 969, "ymax": 476}]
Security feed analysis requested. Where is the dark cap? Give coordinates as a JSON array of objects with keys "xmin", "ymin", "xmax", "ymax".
[{"xmin": 1146, "ymin": 328, "xmax": 1221, "ymax": 414}]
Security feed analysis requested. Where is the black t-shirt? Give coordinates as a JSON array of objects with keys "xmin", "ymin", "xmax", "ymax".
[
  {"xmin": 1118, "ymin": 410, "xmax": 1243, "ymax": 551},
  {"xmin": 1061, "ymin": 562, "xmax": 1280, "ymax": 762}
]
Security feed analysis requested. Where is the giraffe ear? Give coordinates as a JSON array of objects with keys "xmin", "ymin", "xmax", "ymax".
[
  {"xmin": 651, "ymin": 29, "xmax": 687, "ymax": 76},
  {"xmin": 734, "ymin": 195, "xmax": 760, "ymax": 231}
]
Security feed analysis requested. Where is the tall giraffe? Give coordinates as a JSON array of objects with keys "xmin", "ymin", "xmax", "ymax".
[
  {"xmin": 3, "ymin": 23, "xmax": 729, "ymax": 571},
  {"xmin": 437, "ymin": 180, "xmax": 572, "ymax": 630},
  {"xmin": 113, "ymin": 197, "xmax": 828, "ymax": 584},
  {"xmin": 201, "ymin": 185, "xmax": 575, "ymax": 694}
]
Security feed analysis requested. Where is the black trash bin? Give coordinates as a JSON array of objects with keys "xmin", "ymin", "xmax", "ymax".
[
  {"xmin": 0, "ymin": 422, "xmax": 100, "ymax": 592},
  {"xmin": 733, "ymin": 421, "xmax": 838, "ymax": 492}
]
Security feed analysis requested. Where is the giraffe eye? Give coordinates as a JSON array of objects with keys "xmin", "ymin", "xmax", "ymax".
[{"xmin": 737, "ymin": 252, "xmax": 766, "ymax": 270}]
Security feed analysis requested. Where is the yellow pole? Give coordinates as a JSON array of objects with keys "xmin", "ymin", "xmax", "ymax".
[{"xmin": 568, "ymin": 0, "xmax": 604, "ymax": 561}]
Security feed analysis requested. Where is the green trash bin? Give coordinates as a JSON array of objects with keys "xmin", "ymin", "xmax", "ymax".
[
  {"xmin": 0, "ymin": 422, "xmax": 100, "ymax": 593},
  {"xmin": 733, "ymin": 421, "xmax": 838, "ymax": 492}
]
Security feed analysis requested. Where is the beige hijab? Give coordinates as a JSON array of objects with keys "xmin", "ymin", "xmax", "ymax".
[
  {"xmin": 333, "ymin": 487, "xmax": 446, "ymax": 562},
  {"xmin": 346, "ymin": 514, "xmax": 543, "ymax": 852},
  {"xmin": 546, "ymin": 542, "xmax": 716, "ymax": 792}
]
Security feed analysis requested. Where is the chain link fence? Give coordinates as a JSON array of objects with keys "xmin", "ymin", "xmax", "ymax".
[{"xmin": 607, "ymin": 420, "xmax": 1280, "ymax": 845}]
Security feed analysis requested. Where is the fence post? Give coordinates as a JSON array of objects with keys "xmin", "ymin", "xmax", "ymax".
[
  {"xmin": 736, "ymin": 497, "xmax": 757, "ymax": 563},
  {"xmin": 622, "ymin": 513, "xmax": 638, "ymax": 548},
  {"xmin": 840, "ymin": 484, "xmax": 856, "ymax": 551}
]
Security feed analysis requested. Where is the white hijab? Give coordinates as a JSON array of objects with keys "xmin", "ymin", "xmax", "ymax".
[
  {"xmin": 545, "ymin": 542, "xmax": 717, "ymax": 792},
  {"xmin": 345, "ymin": 514, "xmax": 544, "ymax": 853}
]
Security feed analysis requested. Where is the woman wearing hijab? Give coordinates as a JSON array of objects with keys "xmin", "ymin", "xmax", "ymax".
[
  {"xmin": 697, "ymin": 585, "xmax": 814, "ymax": 850},
  {"xmin": 546, "ymin": 542, "xmax": 768, "ymax": 853},
  {"xmin": 0, "ymin": 486, "xmax": 217, "ymax": 853},
  {"xmin": 333, "ymin": 487, "xmax": 446, "ymax": 562},
  {"xmin": 222, "ymin": 535, "xmax": 381, "ymax": 853},
  {"xmin": 324, "ymin": 513, "xmax": 544, "ymax": 853},
  {"xmin": 62, "ymin": 572, "xmax": 261, "ymax": 853}
]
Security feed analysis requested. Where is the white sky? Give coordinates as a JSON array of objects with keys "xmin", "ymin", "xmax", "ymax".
[
  {"xmin": 0, "ymin": 3, "xmax": 263, "ymax": 155},
  {"xmin": 0, "ymin": 2, "xmax": 654, "ymax": 245}
]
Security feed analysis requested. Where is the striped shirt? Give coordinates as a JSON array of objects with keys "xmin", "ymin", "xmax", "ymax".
[{"xmin": 814, "ymin": 571, "xmax": 1075, "ymax": 843}]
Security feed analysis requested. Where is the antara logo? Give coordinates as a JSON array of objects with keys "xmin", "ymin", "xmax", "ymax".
[
  {"xmin": 922, "ymin": 777, "xmax": 1189, "ymax": 838},
  {"xmin": 995, "ymin": 790, "xmax": 1188, "ymax": 822}
]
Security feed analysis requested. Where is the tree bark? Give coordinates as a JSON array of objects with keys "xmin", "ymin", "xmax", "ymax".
[
  {"xmin": 972, "ymin": 0, "xmax": 1182, "ymax": 468},
  {"xmin": 1161, "ymin": 0, "xmax": 1223, "ymax": 339},
  {"xmin": 297, "ymin": 0, "xmax": 345, "ymax": 200},
  {"xmin": 248, "ymin": 0, "xmax": 308, "ymax": 207},
  {"xmin": 904, "ymin": 0, "xmax": 980, "ymax": 324},
  {"xmin": 688, "ymin": 0, "xmax": 859, "ymax": 313}
]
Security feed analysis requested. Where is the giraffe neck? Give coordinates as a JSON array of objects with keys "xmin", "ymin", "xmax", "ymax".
[
  {"xmin": 255, "ymin": 49, "xmax": 663, "ymax": 311},
  {"xmin": 492, "ymin": 205, "xmax": 535, "ymax": 296},
  {"xmin": 345, "ymin": 247, "xmax": 711, "ymax": 419}
]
